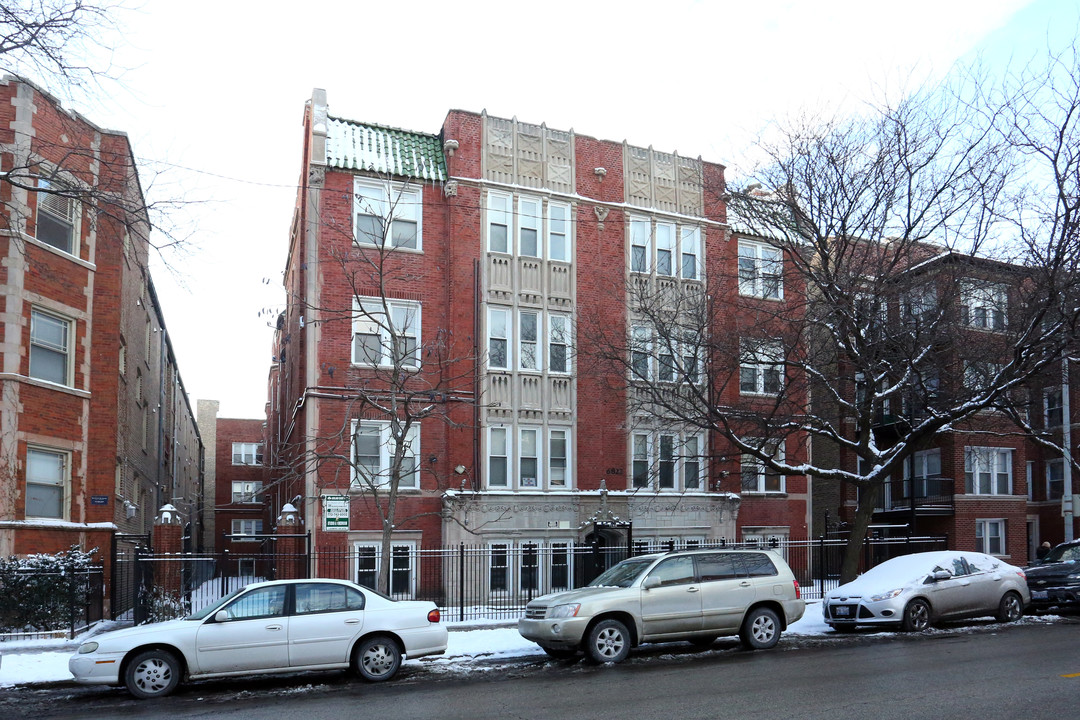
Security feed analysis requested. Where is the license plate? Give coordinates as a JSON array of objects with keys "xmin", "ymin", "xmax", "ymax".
[
  {"xmin": 1032, "ymin": 590, "xmax": 1048, "ymax": 600},
  {"xmin": 834, "ymin": 605, "xmax": 851, "ymax": 617}
]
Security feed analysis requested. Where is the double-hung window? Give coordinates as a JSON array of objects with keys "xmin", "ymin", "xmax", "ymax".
[
  {"xmin": 231, "ymin": 519, "xmax": 264, "ymax": 539},
  {"xmin": 1045, "ymin": 388, "xmax": 1064, "ymax": 427},
  {"xmin": 353, "ymin": 299, "xmax": 421, "ymax": 368},
  {"xmin": 738, "ymin": 240, "xmax": 782, "ymax": 299},
  {"xmin": 961, "ymin": 282, "xmax": 1007, "ymax": 331},
  {"xmin": 487, "ymin": 192, "xmax": 512, "ymax": 253},
  {"xmin": 232, "ymin": 442, "xmax": 264, "ymax": 465},
  {"xmin": 519, "ymin": 428, "xmax": 539, "ymax": 487},
  {"xmin": 632, "ymin": 433, "xmax": 652, "ymax": 489},
  {"xmin": 741, "ymin": 440, "xmax": 785, "ymax": 493},
  {"xmin": 975, "ymin": 519, "xmax": 1005, "ymax": 555},
  {"xmin": 683, "ymin": 435, "xmax": 703, "ymax": 490},
  {"xmin": 631, "ymin": 326, "xmax": 652, "ymax": 380},
  {"xmin": 681, "ymin": 227, "xmax": 700, "ymax": 280},
  {"xmin": 631, "ymin": 431, "xmax": 704, "ymax": 491},
  {"xmin": 548, "ymin": 315, "xmax": 570, "ymax": 373},
  {"xmin": 901, "ymin": 285, "xmax": 937, "ymax": 325},
  {"xmin": 964, "ymin": 447, "xmax": 1012, "ymax": 495},
  {"xmin": 548, "ymin": 202, "xmax": 570, "ymax": 261},
  {"xmin": 25, "ymin": 447, "xmax": 67, "ymax": 519},
  {"xmin": 486, "ymin": 426, "xmax": 570, "ymax": 489},
  {"xmin": 740, "ymin": 339, "xmax": 783, "ymax": 395},
  {"xmin": 630, "ymin": 217, "xmax": 651, "ymax": 273},
  {"xmin": 29, "ymin": 308, "xmax": 72, "ymax": 386},
  {"xmin": 351, "ymin": 421, "xmax": 420, "ymax": 489},
  {"xmin": 659, "ymin": 434, "xmax": 677, "ymax": 489},
  {"xmin": 519, "ymin": 311, "xmax": 539, "ymax": 371},
  {"xmin": 36, "ymin": 179, "xmax": 77, "ymax": 254},
  {"xmin": 488, "ymin": 427, "xmax": 509, "ymax": 487},
  {"xmin": 1047, "ymin": 459, "xmax": 1064, "ymax": 500},
  {"xmin": 549, "ymin": 429, "xmax": 569, "ymax": 488},
  {"xmin": 655, "ymin": 222, "xmax": 675, "ymax": 276},
  {"xmin": 354, "ymin": 179, "xmax": 421, "ymax": 250},
  {"xmin": 488, "ymin": 307, "xmax": 511, "ymax": 370},
  {"xmin": 232, "ymin": 481, "xmax": 264, "ymax": 503},
  {"xmin": 964, "ymin": 361, "xmax": 1003, "ymax": 392},
  {"xmin": 518, "ymin": 196, "xmax": 541, "ymax": 257}
]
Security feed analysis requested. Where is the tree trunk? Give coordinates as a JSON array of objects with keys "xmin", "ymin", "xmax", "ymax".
[{"xmin": 839, "ymin": 483, "xmax": 881, "ymax": 584}]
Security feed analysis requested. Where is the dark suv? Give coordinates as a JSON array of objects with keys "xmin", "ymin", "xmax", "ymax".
[{"xmin": 1026, "ymin": 539, "xmax": 1080, "ymax": 612}]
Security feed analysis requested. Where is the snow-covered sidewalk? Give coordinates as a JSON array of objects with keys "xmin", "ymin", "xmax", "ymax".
[{"xmin": 0, "ymin": 604, "xmax": 835, "ymax": 688}]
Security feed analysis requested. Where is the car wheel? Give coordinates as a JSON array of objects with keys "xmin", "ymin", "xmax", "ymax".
[
  {"xmin": 124, "ymin": 649, "xmax": 181, "ymax": 699},
  {"xmin": 901, "ymin": 599, "xmax": 931, "ymax": 632},
  {"xmin": 354, "ymin": 635, "xmax": 402, "ymax": 682},
  {"xmin": 539, "ymin": 644, "xmax": 578, "ymax": 659},
  {"xmin": 996, "ymin": 591, "xmax": 1024, "ymax": 623},
  {"xmin": 687, "ymin": 635, "xmax": 718, "ymax": 649},
  {"xmin": 585, "ymin": 619, "xmax": 631, "ymax": 664},
  {"xmin": 740, "ymin": 607, "xmax": 781, "ymax": 650},
  {"xmin": 831, "ymin": 623, "xmax": 857, "ymax": 633}
]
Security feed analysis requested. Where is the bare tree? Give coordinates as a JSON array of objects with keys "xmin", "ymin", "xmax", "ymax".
[
  {"xmin": 273, "ymin": 178, "xmax": 480, "ymax": 594},
  {"xmin": 583, "ymin": 47, "xmax": 1080, "ymax": 583}
]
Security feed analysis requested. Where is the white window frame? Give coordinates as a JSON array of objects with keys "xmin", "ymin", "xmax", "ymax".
[
  {"xmin": 518, "ymin": 539, "xmax": 543, "ymax": 594},
  {"xmin": 518, "ymin": 310, "xmax": 540, "ymax": 372},
  {"xmin": 631, "ymin": 326, "xmax": 652, "ymax": 381},
  {"xmin": 352, "ymin": 541, "xmax": 417, "ymax": 598},
  {"xmin": 658, "ymin": 433, "xmax": 677, "ymax": 489},
  {"xmin": 25, "ymin": 446, "xmax": 69, "ymax": 520},
  {"xmin": 681, "ymin": 226, "xmax": 701, "ymax": 280},
  {"xmin": 961, "ymin": 281, "xmax": 1007, "ymax": 331},
  {"xmin": 29, "ymin": 307, "xmax": 73, "ymax": 387},
  {"xmin": 517, "ymin": 195, "xmax": 541, "ymax": 258},
  {"xmin": 487, "ymin": 427, "xmax": 510, "ymax": 488},
  {"xmin": 353, "ymin": 178, "xmax": 422, "ymax": 251},
  {"xmin": 975, "ymin": 519, "xmax": 1005, "ymax": 556},
  {"xmin": 231, "ymin": 519, "xmax": 264, "ymax": 540},
  {"xmin": 488, "ymin": 542, "xmax": 512, "ymax": 594},
  {"xmin": 632, "ymin": 432, "xmax": 652, "ymax": 489},
  {"xmin": 352, "ymin": 298, "xmax": 422, "ymax": 369},
  {"xmin": 964, "ymin": 447, "xmax": 1013, "ymax": 495},
  {"xmin": 630, "ymin": 216, "xmax": 652, "ymax": 273},
  {"xmin": 548, "ymin": 314, "xmax": 571, "ymax": 374},
  {"xmin": 350, "ymin": 420, "xmax": 420, "ymax": 490},
  {"xmin": 231, "ymin": 481, "xmax": 264, "ymax": 503},
  {"xmin": 487, "ymin": 307, "xmax": 511, "ymax": 370},
  {"xmin": 738, "ymin": 239, "xmax": 783, "ymax": 299},
  {"xmin": 741, "ymin": 440, "xmax": 786, "ymax": 494},
  {"xmin": 548, "ymin": 540, "xmax": 574, "ymax": 592},
  {"xmin": 35, "ymin": 178, "xmax": 79, "ymax": 255},
  {"xmin": 519, "ymin": 427, "xmax": 541, "ymax": 488},
  {"xmin": 547, "ymin": 201, "xmax": 570, "ymax": 262},
  {"xmin": 683, "ymin": 434, "xmax": 704, "ymax": 490},
  {"xmin": 629, "ymin": 431, "xmax": 703, "ymax": 492},
  {"xmin": 655, "ymin": 221, "xmax": 675, "ymax": 277},
  {"xmin": 548, "ymin": 428, "xmax": 571, "ymax": 488},
  {"xmin": 740, "ymin": 338, "xmax": 784, "ymax": 396},
  {"xmin": 232, "ymin": 442, "xmax": 264, "ymax": 466},
  {"xmin": 1045, "ymin": 387, "xmax": 1064, "ymax": 428},
  {"xmin": 487, "ymin": 191, "xmax": 512, "ymax": 253}
]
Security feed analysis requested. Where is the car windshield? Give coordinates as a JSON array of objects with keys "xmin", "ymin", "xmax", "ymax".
[
  {"xmin": 185, "ymin": 587, "xmax": 246, "ymax": 620},
  {"xmin": 1043, "ymin": 545, "xmax": 1080, "ymax": 563},
  {"xmin": 588, "ymin": 557, "xmax": 655, "ymax": 588}
]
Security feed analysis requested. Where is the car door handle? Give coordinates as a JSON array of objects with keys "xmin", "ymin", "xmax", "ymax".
[
  {"xmin": 265, "ymin": 624, "xmax": 283, "ymax": 631},
  {"xmin": 687, "ymin": 586, "xmax": 699, "ymax": 593},
  {"xmin": 740, "ymin": 581, "xmax": 752, "ymax": 587},
  {"xmin": 345, "ymin": 618, "xmax": 361, "ymax": 624}
]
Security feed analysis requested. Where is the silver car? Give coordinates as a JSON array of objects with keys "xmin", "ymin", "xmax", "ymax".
[
  {"xmin": 518, "ymin": 549, "xmax": 805, "ymax": 664},
  {"xmin": 822, "ymin": 550, "xmax": 1029, "ymax": 632}
]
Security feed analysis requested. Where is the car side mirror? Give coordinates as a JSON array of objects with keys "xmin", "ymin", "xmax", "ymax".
[
  {"xmin": 931, "ymin": 570, "xmax": 952, "ymax": 582},
  {"xmin": 642, "ymin": 576, "xmax": 661, "ymax": 590},
  {"xmin": 214, "ymin": 610, "xmax": 229, "ymax": 623}
]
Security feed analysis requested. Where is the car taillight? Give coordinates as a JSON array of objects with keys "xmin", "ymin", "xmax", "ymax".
[
  {"xmin": 1018, "ymin": 570, "xmax": 1026, "ymax": 580},
  {"xmin": 427, "ymin": 609, "xmax": 441, "ymax": 623},
  {"xmin": 793, "ymin": 580, "xmax": 801, "ymax": 599}
]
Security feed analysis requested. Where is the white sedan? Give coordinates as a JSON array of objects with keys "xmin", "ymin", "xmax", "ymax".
[
  {"xmin": 822, "ymin": 551, "xmax": 1029, "ymax": 632},
  {"xmin": 70, "ymin": 578, "xmax": 447, "ymax": 698}
]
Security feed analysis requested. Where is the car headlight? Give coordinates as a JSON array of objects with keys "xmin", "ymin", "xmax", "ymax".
[
  {"xmin": 1067, "ymin": 573, "xmax": 1080, "ymax": 580},
  {"xmin": 869, "ymin": 589, "xmax": 904, "ymax": 602},
  {"xmin": 77, "ymin": 642, "xmax": 99, "ymax": 654},
  {"xmin": 548, "ymin": 603, "xmax": 581, "ymax": 619}
]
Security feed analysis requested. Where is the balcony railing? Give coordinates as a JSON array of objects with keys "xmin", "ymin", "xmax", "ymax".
[{"xmin": 879, "ymin": 476, "xmax": 955, "ymax": 515}]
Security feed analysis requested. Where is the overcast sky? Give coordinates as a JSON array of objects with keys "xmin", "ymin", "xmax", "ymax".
[{"xmin": 47, "ymin": 0, "xmax": 1076, "ymax": 418}]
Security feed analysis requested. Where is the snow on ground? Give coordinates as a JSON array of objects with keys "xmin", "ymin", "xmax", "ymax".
[{"xmin": 0, "ymin": 603, "xmax": 1062, "ymax": 689}]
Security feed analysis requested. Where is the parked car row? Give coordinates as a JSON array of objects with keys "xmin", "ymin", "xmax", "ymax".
[{"xmin": 69, "ymin": 542, "xmax": 1078, "ymax": 699}]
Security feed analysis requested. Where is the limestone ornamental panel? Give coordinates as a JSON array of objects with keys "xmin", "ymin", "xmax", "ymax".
[
  {"xmin": 482, "ymin": 114, "xmax": 576, "ymax": 191},
  {"xmin": 518, "ymin": 257, "xmax": 543, "ymax": 303},
  {"xmin": 549, "ymin": 377, "xmax": 572, "ymax": 414},
  {"xmin": 624, "ymin": 144, "xmax": 704, "ymax": 215},
  {"xmin": 487, "ymin": 255, "xmax": 513, "ymax": 302},
  {"xmin": 484, "ymin": 373, "xmax": 513, "ymax": 422},
  {"xmin": 548, "ymin": 264, "xmax": 572, "ymax": 307}
]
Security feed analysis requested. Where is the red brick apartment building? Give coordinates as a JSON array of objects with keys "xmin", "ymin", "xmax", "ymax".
[
  {"xmin": 0, "ymin": 77, "xmax": 203, "ymax": 591},
  {"xmin": 265, "ymin": 89, "xmax": 811, "ymax": 586}
]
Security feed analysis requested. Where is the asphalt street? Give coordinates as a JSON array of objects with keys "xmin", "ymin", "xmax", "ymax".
[{"xmin": 6, "ymin": 619, "xmax": 1078, "ymax": 720}]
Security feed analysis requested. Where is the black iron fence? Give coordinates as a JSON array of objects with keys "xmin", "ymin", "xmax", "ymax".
[
  {"xmin": 117, "ymin": 534, "xmax": 948, "ymax": 624},
  {"xmin": 0, "ymin": 566, "xmax": 104, "ymax": 640}
]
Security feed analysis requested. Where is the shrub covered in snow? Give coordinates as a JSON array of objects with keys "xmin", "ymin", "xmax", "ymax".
[{"xmin": 0, "ymin": 546, "xmax": 99, "ymax": 633}]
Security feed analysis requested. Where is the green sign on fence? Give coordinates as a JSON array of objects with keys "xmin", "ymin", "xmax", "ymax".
[{"xmin": 323, "ymin": 495, "xmax": 350, "ymax": 531}]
